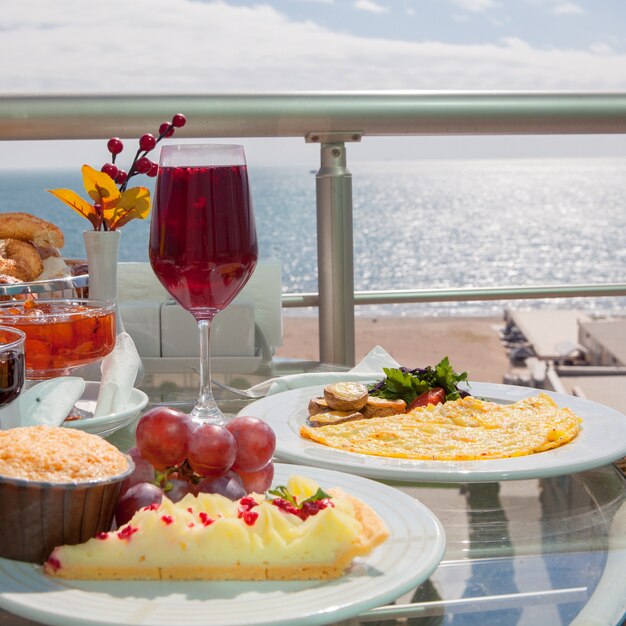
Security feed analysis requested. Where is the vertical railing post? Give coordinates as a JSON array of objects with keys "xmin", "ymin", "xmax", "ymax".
[{"xmin": 307, "ymin": 131, "xmax": 362, "ymax": 366}]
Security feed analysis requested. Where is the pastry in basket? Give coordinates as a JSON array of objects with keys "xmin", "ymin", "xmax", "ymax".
[
  {"xmin": 0, "ymin": 239, "xmax": 43, "ymax": 281},
  {"xmin": 0, "ymin": 212, "xmax": 64, "ymax": 249},
  {"xmin": 44, "ymin": 475, "xmax": 389, "ymax": 581},
  {"xmin": 0, "ymin": 212, "xmax": 69, "ymax": 284}
]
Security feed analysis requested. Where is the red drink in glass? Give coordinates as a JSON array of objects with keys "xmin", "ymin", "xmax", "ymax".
[
  {"xmin": 149, "ymin": 164, "xmax": 258, "ymax": 319},
  {"xmin": 149, "ymin": 144, "xmax": 258, "ymax": 423}
]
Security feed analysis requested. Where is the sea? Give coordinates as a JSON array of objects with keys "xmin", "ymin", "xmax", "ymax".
[{"xmin": 1, "ymin": 157, "xmax": 625, "ymax": 318}]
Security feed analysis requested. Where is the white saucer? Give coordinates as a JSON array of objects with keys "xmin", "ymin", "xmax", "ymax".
[{"xmin": 63, "ymin": 381, "xmax": 149, "ymax": 437}]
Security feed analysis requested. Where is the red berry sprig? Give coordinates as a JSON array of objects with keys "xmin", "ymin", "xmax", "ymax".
[{"xmin": 100, "ymin": 113, "xmax": 187, "ymax": 192}]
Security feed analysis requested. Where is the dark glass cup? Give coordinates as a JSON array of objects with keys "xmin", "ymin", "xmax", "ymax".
[{"xmin": 0, "ymin": 326, "xmax": 25, "ymax": 406}]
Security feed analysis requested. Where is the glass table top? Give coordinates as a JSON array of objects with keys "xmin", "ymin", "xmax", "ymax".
[{"xmin": 1, "ymin": 361, "xmax": 625, "ymax": 626}]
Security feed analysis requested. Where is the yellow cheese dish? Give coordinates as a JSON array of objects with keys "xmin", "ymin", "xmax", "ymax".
[
  {"xmin": 44, "ymin": 475, "xmax": 389, "ymax": 581},
  {"xmin": 300, "ymin": 393, "xmax": 582, "ymax": 461}
]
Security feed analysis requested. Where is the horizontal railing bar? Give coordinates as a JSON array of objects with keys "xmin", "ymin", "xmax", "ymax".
[
  {"xmin": 1, "ymin": 92, "xmax": 626, "ymax": 141},
  {"xmin": 282, "ymin": 283, "xmax": 626, "ymax": 308}
]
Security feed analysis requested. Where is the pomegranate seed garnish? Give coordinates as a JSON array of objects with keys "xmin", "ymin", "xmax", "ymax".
[
  {"xmin": 117, "ymin": 525, "xmax": 139, "ymax": 541},
  {"xmin": 144, "ymin": 503, "xmax": 160, "ymax": 511},
  {"xmin": 239, "ymin": 496, "xmax": 257, "ymax": 510},
  {"xmin": 96, "ymin": 532, "xmax": 109, "ymax": 540},
  {"xmin": 161, "ymin": 515, "xmax": 174, "ymax": 525},
  {"xmin": 46, "ymin": 556, "xmax": 62, "ymax": 572},
  {"xmin": 240, "ymin": 510, "xmax": 259, "ymax": 526},
  {"xmin": 199, "ymin": 512, "xmax": 214, "ymax": 526}
]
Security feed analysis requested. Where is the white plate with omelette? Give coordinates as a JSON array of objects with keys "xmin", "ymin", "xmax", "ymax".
[{"xmin": 241, "ymin": 382, "xmax": 626, "ymax": 482}]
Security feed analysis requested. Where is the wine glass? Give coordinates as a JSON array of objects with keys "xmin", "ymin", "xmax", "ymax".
[{"xmin": 149, "ymin": 144, "xmax": 258, "ymax": 424}]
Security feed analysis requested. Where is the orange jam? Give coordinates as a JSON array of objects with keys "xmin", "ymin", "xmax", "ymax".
[{"xmin": 0, "ymin": 300, "xmax": 116, "ymax": 378}]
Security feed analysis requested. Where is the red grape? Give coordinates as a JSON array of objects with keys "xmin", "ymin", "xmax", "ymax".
[
  {"xmin": 237, "ymin": 461, "xmax": 275, "ymax": 494},
  {"xmin": 135, "ymin": 407, "xmax": 192, "ymax": 469},
  {"xmin": 164, "ymin": 478, "xmax": 195, "ymax": 503},
  {"xmin": 226, "ymin": 416, "xmax": 276, "ymax": 472},
  {"xmin": 115, "ymin": 482, "xmax": 163, "ymax": 527},
  {"xmin": 187, "ymin": 423, "xmax": 237, "ymax": 478},
  {"xmin": 197, "ymin": 471, "xmax": 246, "ymax": 500},
  {"xmin": 120, "ymin": 446, "xmax": 155, "ymax": 495}
]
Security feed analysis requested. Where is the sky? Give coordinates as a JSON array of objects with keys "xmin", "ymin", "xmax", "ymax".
[{"xmin": 2, "ymin": 0, "xmax": 626, "ymax": 167}]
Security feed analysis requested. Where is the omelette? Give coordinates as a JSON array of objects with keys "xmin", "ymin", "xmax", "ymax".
[{"xmin": 299, "ymin": 393, "xmax": 582, "ymax": 461}]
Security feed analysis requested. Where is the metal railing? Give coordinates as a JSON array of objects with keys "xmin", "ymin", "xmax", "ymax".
[{"xmin": 2, "ymin": 92, "xmax": 626, "ymax": 365}]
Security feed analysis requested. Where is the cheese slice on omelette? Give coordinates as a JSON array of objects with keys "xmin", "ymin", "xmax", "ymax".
[{"xmin": 299, "ymin": 393, "xmax": 582, "ymax": 461}]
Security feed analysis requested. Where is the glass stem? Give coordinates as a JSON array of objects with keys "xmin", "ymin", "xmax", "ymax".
[{"xmin": 190, "ymin": 317, "xmax": 225, "ymax": 424}]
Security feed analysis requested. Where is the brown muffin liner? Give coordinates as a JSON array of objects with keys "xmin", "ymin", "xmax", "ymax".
[{"xmin": 0, "ymin": 461, "xmax": 133, "ymax": 564}]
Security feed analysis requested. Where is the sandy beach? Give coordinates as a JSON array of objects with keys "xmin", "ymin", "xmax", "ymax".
[{"xmin": 275, "ymin": 315, "xmax": 510, "ymax": 383}]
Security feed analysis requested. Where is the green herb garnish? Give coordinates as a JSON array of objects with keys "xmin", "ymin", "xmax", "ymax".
[
  {"xmin": 368, "ymin": 356, "xmax": 469, "ymax": 404},
  {"xmin": 267, "ymin": 485, "xmax": 331, "ymax": 507}
]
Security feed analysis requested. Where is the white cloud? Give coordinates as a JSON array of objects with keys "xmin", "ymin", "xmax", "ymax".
[
  {"xmin": 0, "ymin": 0, "xmax": 625, "ymax": 95},
  {"xmin": 552, "ymin": 2, "xmax": 584, "ymax": 15},
  {"xmin": 451, "ymin": 0, "xmax": 500, "ymax": 12},
  {"xmin": 590, "ymin": 42, "xmax": 613, "ymax": 55},
  {"xmin": 354, "ymin": 0, "xmax": 388, "ymax": 13}
]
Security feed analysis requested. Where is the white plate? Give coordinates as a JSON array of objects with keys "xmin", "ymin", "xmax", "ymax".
[
  {"xmin": 0, "ymin": 464, "xmax": 445, "ymax": 626},
  {"xmin": 63, "ymin": 381, "xmax": 149, "ymax": 437},
  {"xmin": 240, "ymin": 381, "xmax": 626, "ymax": 482}
]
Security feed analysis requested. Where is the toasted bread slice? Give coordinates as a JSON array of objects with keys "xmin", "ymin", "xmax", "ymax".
[
  {"xmin": 361, "ymin": 396, "xmax": 406, "ymax": 419},
  {"xmin": 324, "ymin": 382, "xmax": 368, "ymax": 411},
  {"xmin": 308, "ymin": 410, "xmax": 364, "ymax": 427},
  {"xmin": 308, "ymin": 396, "xmax": 330, "ymax": 416}
]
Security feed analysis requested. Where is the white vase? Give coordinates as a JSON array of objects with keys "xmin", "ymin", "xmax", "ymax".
[{"xmin": 82, "ymin": 230, "xmax": 125, "ymax": 334}]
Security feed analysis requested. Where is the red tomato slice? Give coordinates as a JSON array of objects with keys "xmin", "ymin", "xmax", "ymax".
[{"xmin": 407, "ymin": 387, "xmax": 446, "ymax": 411}]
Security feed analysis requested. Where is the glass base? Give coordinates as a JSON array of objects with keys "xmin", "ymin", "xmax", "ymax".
[{"xmin": 189, "ymin": 402, "xmax": 229, "ymax": 426}]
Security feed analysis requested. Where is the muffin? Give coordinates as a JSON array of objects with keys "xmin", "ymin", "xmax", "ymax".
[{"xmin": 0, "ymin": 425, "xmax": 132, "ymax": 563}]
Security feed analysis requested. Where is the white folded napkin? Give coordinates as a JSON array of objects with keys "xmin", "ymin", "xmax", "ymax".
[
  {"xmin": 0, "ymin": 332, "xmax": 141, "ymax": 429},
  {"xmin": 0, "ymin": 377, "xmax": 85, "ymax": 430},
  {"xmin": 94, "ymin": 332, "xmax": 141, "ymax": 416},
  {"xmin": 250, "ymin": 345, "xmax": 400, "ymax": 396}
]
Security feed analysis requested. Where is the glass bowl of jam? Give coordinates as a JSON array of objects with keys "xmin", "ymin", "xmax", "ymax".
[{"xmin": 0, "ymin": 299, "xmax": 116, "ymax": 380}]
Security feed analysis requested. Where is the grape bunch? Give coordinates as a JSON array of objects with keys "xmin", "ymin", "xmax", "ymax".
[
  {"xmin": 116, "ymin": 407, "xmax": 276, "ymax": 526},
  {"xmin": 101, "ymin": 113, "xmax": 187, "ymax": 189}
]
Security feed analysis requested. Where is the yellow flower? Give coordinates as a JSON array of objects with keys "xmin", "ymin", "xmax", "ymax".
[{"xmin": 48, "ymin": 165, "xmax": 150, "ymax": 231}]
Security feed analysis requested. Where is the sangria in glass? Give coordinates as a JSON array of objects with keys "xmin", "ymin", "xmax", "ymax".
[{"xmin": 149, "ymin": 143, "xmax": 258, "ymax": 423}]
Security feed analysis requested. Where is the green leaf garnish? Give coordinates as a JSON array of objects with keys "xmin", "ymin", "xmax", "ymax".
[{"xmin": 368, "ymin": 356, "xmax": 469, "ymax": 404}]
